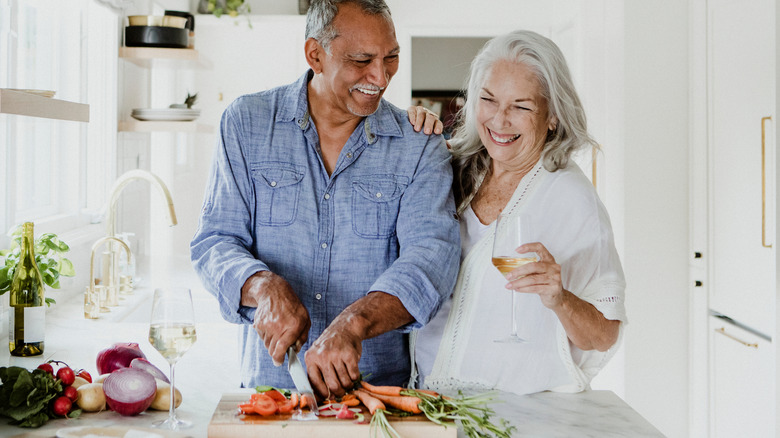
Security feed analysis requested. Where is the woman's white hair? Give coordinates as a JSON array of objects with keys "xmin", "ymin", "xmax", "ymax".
[{"xmin": 450, "ymin": 29, "xmax": 597, "ymax": 214}]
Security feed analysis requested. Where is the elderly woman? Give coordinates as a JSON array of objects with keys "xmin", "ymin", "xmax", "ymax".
[{"xmin": 409, "ymin": 30, "xmax": 626, "ymax": 395}]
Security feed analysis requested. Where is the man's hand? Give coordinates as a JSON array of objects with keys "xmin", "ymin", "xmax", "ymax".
[
  {"xmin": 304, "ymin": 324, "xmax": 363, "ymax": 398},
  {"xmin": 304, "ymin": 292, "xmax": 414, "ymax": 398},
  {"xmin": 242, "ymin": 271, "xmax": 311, "ymax": 366}
]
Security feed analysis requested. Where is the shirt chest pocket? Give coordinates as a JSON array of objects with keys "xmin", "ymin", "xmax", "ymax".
[
  {"xmin": 351, "ymin": 176, "xmax": 408, "ymax": 238},
  {"xmin": 251, "ymin": 164, "xmax": 304, "ymax": 226}
]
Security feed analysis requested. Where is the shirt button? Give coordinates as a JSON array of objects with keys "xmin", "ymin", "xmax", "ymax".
[
  {"xmin": 315, "ymin": 293, "xmax": 322, "ymax": 300},
  {"xmin": 346, "ymin": 152, "xmax": 353, "ymax": 159},
  {"xmin": 321, "ymin": 242, "xmax": 328, "ymax": 249},
  {"xmin": 375, "ymin": 192, "xmax": 382, "ymax": 198},
  {"xmin": 324, "ymin": 193, "xmax": 330, "ymax": 200},
  {"xmin": 270, "ymin": 181, "xmax": 277, "ymax": 187}
]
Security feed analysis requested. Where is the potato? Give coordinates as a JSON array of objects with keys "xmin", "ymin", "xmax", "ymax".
[
  {"xmin": 150, "ymin": 379, "xmax": 182, "ymax": 411},
  {"xmin": 76, "ymin": 383, "xmax": 106, "ymax": 412},
  {"xmin": 71, "ymin": 376, "xmax": 89, "ymax": 389},
  {"xmin": 95, "ymin": 373, "xmax": 111, "ymax": 383}
]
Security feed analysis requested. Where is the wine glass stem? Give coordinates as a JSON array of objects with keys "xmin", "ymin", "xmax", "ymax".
[
  {"xmin": 168, "ymin": 362, "xmax": 177, "ymax": 422},
  {"xmin": 511, "ymin": 290, "xmax": 518, "ymax": 338}
]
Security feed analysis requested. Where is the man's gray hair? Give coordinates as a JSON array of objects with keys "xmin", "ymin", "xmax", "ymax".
[
  {"xmin": 449, "ymin": 29, "xmax": 598, "ymax": 214},
  {"xmin": 305, "ymin": 0, "xmax": 392, "ymax": 53}
]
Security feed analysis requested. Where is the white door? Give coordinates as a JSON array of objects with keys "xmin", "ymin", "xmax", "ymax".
[
  {"xmin": 709, "ymin": 316, "xmax": 775, "ymax": 437},
  {"xmin": 708, "ymin": 0, "xmax": 776, "ymax": 336}
]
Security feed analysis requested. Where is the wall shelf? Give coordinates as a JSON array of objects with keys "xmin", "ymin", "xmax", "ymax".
[
  {"xmin": 119, "ymin": 47, "xmax": 200, "ymax": 67},
  {"xmin": 118, "ymin": 120, "xmax": 213, "ymax": 133},
  {"xmin": 0, "ymin": 89, "xmax": 89, "ymax": 122}
]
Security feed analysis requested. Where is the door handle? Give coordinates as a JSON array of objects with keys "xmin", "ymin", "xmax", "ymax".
[
  {"xmin": 714, "ymin": 327, "xmax": 758, "ymax": 348},
  {"xmin": 761, "ymin": 116, "xmax": 772, "ymax": 248}
]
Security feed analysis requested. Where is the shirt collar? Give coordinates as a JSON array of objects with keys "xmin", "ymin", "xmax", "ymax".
[{"xmin": 278, "ymin": 70, "xmax": 403, "ymax": 143}]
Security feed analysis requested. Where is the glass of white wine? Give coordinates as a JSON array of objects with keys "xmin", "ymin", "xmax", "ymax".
[
  {"xmin": 492, "ymin": 212, "xmax": 537, "ymax": 343},
  {"xmin": 149, "ymin": 287, "xmax": 197, "ymax": 430}
]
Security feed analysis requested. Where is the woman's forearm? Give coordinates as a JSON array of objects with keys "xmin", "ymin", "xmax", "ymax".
[{"xmin": 552, "ymin": 290, "xmax": 620, "ymax": 351}]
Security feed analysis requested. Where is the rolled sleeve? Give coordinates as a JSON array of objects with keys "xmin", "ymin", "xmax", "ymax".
[
  {"xmin": 370, "ymin": 134, "xmax": 461, "ymax": 330},
  {"xmin": 190, "ymin": 102, "xmax": 270, "ymax": 325}
]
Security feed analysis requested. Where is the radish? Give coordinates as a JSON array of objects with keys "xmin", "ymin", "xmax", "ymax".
[{"xmin": 52, "ymin": 396, "xmax": 72, "ymax": 417}]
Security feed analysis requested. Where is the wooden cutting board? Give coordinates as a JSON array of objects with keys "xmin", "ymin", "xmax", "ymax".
[{"xmin": 208, "ymin": 392, "xmax": 457, "ymax": 438}]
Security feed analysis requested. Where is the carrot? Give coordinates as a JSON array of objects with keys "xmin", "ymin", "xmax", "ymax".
[
  {"xmin": 360, "ymin": 381, "xmax": 403, "ymax": 396},
  {"xmin": 290, "ymin": 392, "xmax": 299, "ymax": 407},
  {"xmin": 341, "ymin": 393, "xmax": 357, "ymax": 401},
  {"xmin": 365, "ymin": 391, "xmax": 422, "ymax": 414},
  {"xmin": 341, "ymin": 397, "xmax": 360, "ymax": 407},
  {"xmin": 404, "ymin": 388, "xmax": 440, "ymax": 398},
  {"xmin": 300, "ymin": 393, "xmax": 315, "ymax": 410},
  {"xmin": 354, "ymin": 389, "xmax": 386, "ymax": 414}
]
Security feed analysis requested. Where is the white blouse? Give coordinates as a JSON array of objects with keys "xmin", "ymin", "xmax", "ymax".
[{"xmin": 411, "ymin": 160, "xmax": 627, "ymax": 395}]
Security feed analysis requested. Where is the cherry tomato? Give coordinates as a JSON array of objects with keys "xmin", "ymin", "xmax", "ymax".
[
  {"xmin": 76, "ymin": 369, "xmax": 92, "ymax": 383},
  {"xmin": 63, "ymin": 385, "xmax": 78, "ymax": 402},
  {"xmin": 276, "ymin": 399, "xmax": 296, "ymax": 414},
  {"xmin": 37, "ymin": 363, "xmax": 54, "ymax": 376},
  {"xmin": 56, "ymin": 366, "xmax": 76, "ymax": 386},
  {"xmin": 250, "ymin": 393, "xmax": 278, "ymax": 416},
  {"xmin": 263, "ymin": 389, "xmax": 287, "ymax": 402},
  {"xmin": 52, "ymin": 396, "xmax": 72, "ymax": 417}
]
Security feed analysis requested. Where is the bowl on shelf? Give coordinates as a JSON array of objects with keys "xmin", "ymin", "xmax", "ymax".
[
  {"xmin": 128, "ymin": 15, "xmax": 187, "ymax": 29},
  {"xmin": 128, "ymin": 15, "xmax": 164, "ymax": 26},
  {"xmin": 125, "ymin": 26, "xmax": 188, "ymax": 48}
]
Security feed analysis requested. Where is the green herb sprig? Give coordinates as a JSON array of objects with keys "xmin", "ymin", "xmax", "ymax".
[
  {"xmin": 369, "ymin": 408, "xmax": 402, "ymax": 438},
  {"xmin": 0, "ymin": 224, "xmax": 75, "ymax": 306},
  {"xmin": 403, "ymin": 389, "xmax": 515, "ymax": 438}
]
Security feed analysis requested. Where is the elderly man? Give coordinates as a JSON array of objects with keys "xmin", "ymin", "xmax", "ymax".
[{"xmin": 191, "ymin": 0, "xmax": 460, "ymax": 398}]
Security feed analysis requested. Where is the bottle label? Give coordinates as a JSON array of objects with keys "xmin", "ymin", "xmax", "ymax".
[{"xmin": 23, "ymin": 307, "xmax": 45, "ymax": 342}]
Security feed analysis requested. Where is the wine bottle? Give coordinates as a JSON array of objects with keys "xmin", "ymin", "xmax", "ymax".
[{"xmin": 9, "ymin": 222, "xmax": 46, "ymax": 356}]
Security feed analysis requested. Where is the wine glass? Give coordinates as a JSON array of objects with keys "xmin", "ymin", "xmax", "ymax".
[
  {"xmin": 148, "ymin": 287, "xmax": 197, "ymax": 430},
  {"xmin": 491, "ymin": 212, "xmax": 537, "ymax": 343}
]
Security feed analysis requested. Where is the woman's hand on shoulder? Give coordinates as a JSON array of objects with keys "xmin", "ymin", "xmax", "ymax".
[
  {"xmin": 406, "ymin": 105, "xmax": 444, "ymax": 135},
  {"xmin": 504, "ymin": 242, "xmax": 564, "ymax": 309}
]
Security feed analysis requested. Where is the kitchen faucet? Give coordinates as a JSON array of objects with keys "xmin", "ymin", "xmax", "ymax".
[
  {"xmin": 105, "ymin": 169, "xmax": 178, "ymax": 238},
  {"xmin": 100, "ymin": 170, "xmax": 178, "ymax": 298},
  {"xmin": 85, "ymin": 236, "xmax": 131, "ymax": 318}
]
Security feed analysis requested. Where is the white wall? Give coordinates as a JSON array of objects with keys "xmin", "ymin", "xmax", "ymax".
[
  {"xmin": 411, "ymin": 37, "xmax": 489, "ymax": 91},
  {"xmin": 621, "ymin": 2, "xmax": 690, "ymax": 437}
]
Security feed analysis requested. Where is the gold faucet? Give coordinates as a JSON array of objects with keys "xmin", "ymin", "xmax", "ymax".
[
  {"xmin": 99, "ymin": 170, "xmax": 177, "ymax": 302},
  {"xmin": 105, "ymin": 169, "xmax": 178, "ymax": 238},
  {"xmin": 86, "ymin": 236, "xmax": 131, "ymax": 318}
]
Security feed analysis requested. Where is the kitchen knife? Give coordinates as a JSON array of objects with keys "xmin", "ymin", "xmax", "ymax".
[{"xmin": 287, "ymin": 346, "xmax": 319, "ymax": 420}]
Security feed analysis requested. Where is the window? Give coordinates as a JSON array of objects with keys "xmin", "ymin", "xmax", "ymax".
[{"xmin": 0, "ymin": 0, "xmax": 117, "ymax": 246}]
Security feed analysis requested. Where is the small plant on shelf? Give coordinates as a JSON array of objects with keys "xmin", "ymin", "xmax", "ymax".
[{"xmin": 199, "ymin": 0, "xmax": 253, "ymax": 27}]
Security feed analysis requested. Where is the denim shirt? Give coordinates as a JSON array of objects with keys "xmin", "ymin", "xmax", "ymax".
[{"xmin": 191, "ymin": 71, "xmax": 461, "ymax": 388}]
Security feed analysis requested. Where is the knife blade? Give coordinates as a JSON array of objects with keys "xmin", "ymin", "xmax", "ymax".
[{"xmin": 287, "ymin": 346, "xmax": 319, "ymax": 420}]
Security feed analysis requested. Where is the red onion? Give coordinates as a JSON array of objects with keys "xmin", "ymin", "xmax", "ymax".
[
  {"xmin": 130, "ymin": 358, "xmax": 169, "ymax": 383},
  {"xmin": 96, "ymin": 342, "xmax": 146, "ymax": 375},
  {"xmin": 102, "ymin": 367, "xmax": 157, "ymax": 416}
]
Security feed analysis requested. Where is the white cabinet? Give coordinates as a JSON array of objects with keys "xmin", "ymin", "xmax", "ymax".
[
  {"xmin": 708, "ymin": 0, "xmax": 776, "ymax": 337},
  {"xmin": 709, "ymin": 316, "xmax": 774, "ymax": 438},
  {"xmin": 693, "ymin": 0, "xmax": 777, "ymax": 435}
]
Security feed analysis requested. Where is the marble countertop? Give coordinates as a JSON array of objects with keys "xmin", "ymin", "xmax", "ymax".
[{"xmin": 0, "ymin": 263, "xmax": 663, "ymax": 437}]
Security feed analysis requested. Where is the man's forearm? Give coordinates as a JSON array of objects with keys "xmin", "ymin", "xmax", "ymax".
[{"xmin": 330, "ymin": 291, "xmax": 415, "ymax": 341}]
